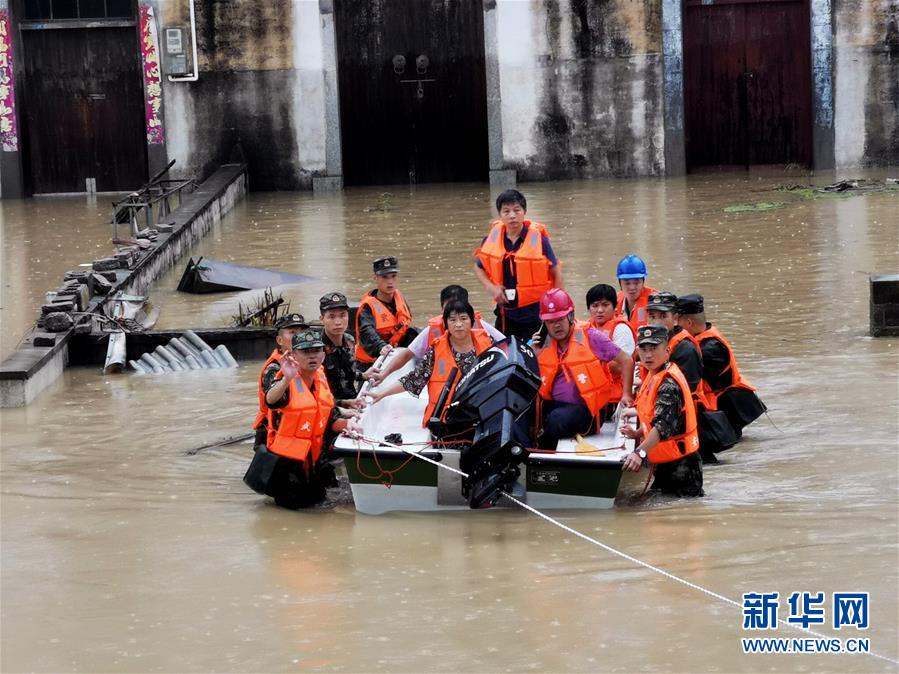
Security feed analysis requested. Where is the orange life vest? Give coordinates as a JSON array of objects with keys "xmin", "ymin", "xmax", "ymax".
[
  {"xmin": 615, "ymin": 286, "xmax": 657, "ymax": 331},
  {"xmin": 423, "ymin": 329, "xmax": 493, "ymax": 427},
  {"xmin": 253, "ymin": 349, "xmax": 282, "ymax": 430},
  {"xmin": 425, "ymin": 311, "xmax": 483, "ymax": 349},
  {"xmin": 695, "ymin": 324, "xmax": 755, "ymax": 410},
  {"xmin": 667, "ymin": 328, "xmax": 713, "ymax": 409},
  {"xmin": 595, "ymin": 317, "xmax": 636, "ymax": 403},
  {"xmin": 635, "ymin": 362, "xmax": 700, "ymax": 464},
  {"xmin": 267, "ymin": 368, "xmax": 334, "ymax": 467},
  {"xmin": 538, "ymin": 325, "xmax": 612, "ymax": 416},
  {"xmin": 354, "ymin": 290, "xmax": 413, "ymax": 364},
  {"xmin": 474, "ymin": 221, "xmax": 554, "ymax": 308}
]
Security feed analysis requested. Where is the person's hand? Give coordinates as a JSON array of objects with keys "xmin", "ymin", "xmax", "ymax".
[
  {"xmin": 619, "ymin": 405, "xmax": 637, "ymax": 420},
  {"xmin": 490, "ymin": 284, "xmax": 506, "ymax": 304},
  {"xmin": 345, "ymin": 419, "xmax": 363, "ymax": 438},
  {"xmin": 619, "ymin": 392, "xmax": 635, "ymax": 408},
  {"xmin": 342, "ymin": 397, "xmax": 365, "ymax": 410},
  {"xmin": 379, "ymin": 344, "xmax": 394, "ymax": 357},
  {"xmin": 363, "ymin": 368, "xmax": 385, "ymax": 385},
  {"xmin": 368, "ymin": 389, "xmax": 383, "ymax": 405},
  {"xmin": 619, "ymin": 424, "xmax": 641, "ymax": 440},
  {"xmin": 622, "ymin": 450, "xmax": 644, "ymax": 472},
  {"xmin": 279, "ymin": 353, "xmax": 299, "ymax": 380}
]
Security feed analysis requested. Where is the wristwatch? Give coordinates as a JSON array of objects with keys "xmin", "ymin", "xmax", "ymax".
[{"xmin": 633, "ymin": 448, "xmax": 647, "ymax": 460}]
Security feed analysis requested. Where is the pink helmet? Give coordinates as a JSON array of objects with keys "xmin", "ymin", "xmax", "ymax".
[{"xmin": 539, "ymin": 288, "xmax": 575, "ymax": 320}]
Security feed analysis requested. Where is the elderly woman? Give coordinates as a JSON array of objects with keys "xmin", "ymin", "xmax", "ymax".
[{"xmin": 369, "ymin": 299, "xmax": 494, "ymax": 428}]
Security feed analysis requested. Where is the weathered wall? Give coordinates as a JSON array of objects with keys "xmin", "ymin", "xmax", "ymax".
[
  {"xmin": 158, "ymin": 0, "xmax": 329, "ymax": 190},
  {"xmin": 834, "ymin": 0, "xmax": 899, "ymax": 167},
  {"xmin": 495, "ymin": 0, "xmax": 665, "ymax": 179}
]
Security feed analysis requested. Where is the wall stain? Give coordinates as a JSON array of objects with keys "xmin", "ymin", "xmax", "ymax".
[
  {"xmin": 195, "ymin": 0, "xmax": 293, "ymax": 71},
  {"xmin": 860, "ymin": 0, "xmax": 899, "ymax": 163}
]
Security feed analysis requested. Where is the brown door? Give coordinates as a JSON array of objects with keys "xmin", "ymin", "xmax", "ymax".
[
  {"xmin": 334, "ymin": 0, "xmax": 489, "ymax": 186},
  {"xmin": 21, "ymin": 27, "xmax": 147, "ymax": 193},
  {"xmin": 683, "ymin": 0, "xmax": 812, "ymax": 169}
]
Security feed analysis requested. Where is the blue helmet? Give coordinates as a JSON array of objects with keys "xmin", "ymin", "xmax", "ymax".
[{"xmin": 616, "ymin": 254, "xmax": 647, "ymax": 279}]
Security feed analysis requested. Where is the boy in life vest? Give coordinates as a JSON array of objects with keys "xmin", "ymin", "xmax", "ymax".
[
  {"xmin": 252, "ymin": 312, "xmax": 307, "ymax": 449},
  {"xmin": 534, "ymin": 289, "xmax": 634, "ymax": 450},
  {"xmin": 355, "ymin": 255, "xmax": 415, "ymax": 371},
  {"xmin": 245, "ymin": 328, "xmax": 357, "ymax": 509},
  {"xmin": 675, "ymin": 294, "xmax": 767, "ymax": 438},
  {"xmin": 474, "ymin": 189, "xmax": 562, "ymax": 342},
  {"xmin": 615, "ymin": 254, "xmax": 657, "ymax": 331},
  {"xmin": 366, "ymin": 284, "xmax": 505, "ymax": 386},
  {"xmin": 620, "ymin": 325, "xmax": 704, "ymax": 497},
  {"xmin": 585, "ymin": 283, "xmax": 637, "ymax": 413},
  {"xmin": 319, "ymin": 292, "xmax": 363, "ymax": 411}
]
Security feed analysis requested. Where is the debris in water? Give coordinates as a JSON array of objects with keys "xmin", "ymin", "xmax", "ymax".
[
  {"xmin": 177, "ymin": 257, "xmax": 312, "ymax": 294},
  {"xmin": 722, "ymin": 202, "xmax": 786, "ymax": 213},
  {"xmin": 232, "ymin": 288, "xmax": 290, "ymax": 327}
]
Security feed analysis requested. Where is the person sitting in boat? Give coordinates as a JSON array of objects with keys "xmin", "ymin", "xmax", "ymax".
[
  {"xmin": 585, "ymin": 283, "xmax": 637, "ymax": 412},
  {"xmin": 620, "ymin": 325, "xmax": 704, "ymax": 497},
  {"xmin": 367, "ymin": 299, "xmax": 494, "ymax": 432},
  {"xmin": 355, "ymin": 255, "xmax": 416, "ymax": 372},
  {"xmin": 365, "ymin": 285, "xmax": 505, "ymax": 385},
  {"xmin": 319, "ymin": 291, "xmax": 363, "ymax": 412},
  {"xmin": 533, "ymin": 288, "xmax": 634, "ymax": 450},
  {"xmin": 252, "ymin": 312, "xmax": 307, "ymax": 449},
  {"xmin": 675, "ymin": 294, "xmax": 767, "ymax": 438},
  {"xmin": 474, "ymin": 189, "xmax": 562, "ymax": 342},
  {"xmin": 615, "ymin": 254, "xmax": 657, "ymax": 331},
  {"xmin": 247, "ymin": 328, "xmax": 356, "ymax": 509}
]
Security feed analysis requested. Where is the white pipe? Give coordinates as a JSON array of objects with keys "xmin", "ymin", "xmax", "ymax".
[{"xmin": 168, "ymin": 0, "xmax": 199, "ymax": 82}]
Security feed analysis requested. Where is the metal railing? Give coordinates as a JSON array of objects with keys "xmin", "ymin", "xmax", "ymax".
[{"xmin": 111, "ymin": 160, "xmax": 197, "ymax": 243}]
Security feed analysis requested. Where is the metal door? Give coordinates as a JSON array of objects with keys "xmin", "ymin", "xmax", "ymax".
[
  {"xmin": 334, "ymin": 0, "xmax": 489, "ymax": 186},
  {"xmin": 683, "ymin": 0, "xmax": 812, "ymax": 169}
]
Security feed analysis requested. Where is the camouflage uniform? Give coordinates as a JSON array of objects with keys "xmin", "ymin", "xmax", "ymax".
[
  {"xmin": 322, "ymin": 331, "xmax": 361, "ymax": 404},
  {"xmin": 649, "ymin": 376, "xmax": 704, "ymax": 497}
]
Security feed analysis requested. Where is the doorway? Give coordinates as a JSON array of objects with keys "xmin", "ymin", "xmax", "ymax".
[
  {"xmin": 683, "ymin": 0, "xmax": 813, "ymax": 169},
  {"xmin": 334, "ymin": 0, "xmax": 489, "ymax": 186}
]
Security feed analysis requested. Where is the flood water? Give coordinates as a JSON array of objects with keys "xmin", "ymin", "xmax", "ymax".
[{"xmin": 1, "ymin": 171, "xmax": 898, "ymax": 672}]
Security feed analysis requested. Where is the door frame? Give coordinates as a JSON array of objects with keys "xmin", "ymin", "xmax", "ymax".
[{"xmin": 666, "ymin": 0, "xmax": 834, "ymax": 173}]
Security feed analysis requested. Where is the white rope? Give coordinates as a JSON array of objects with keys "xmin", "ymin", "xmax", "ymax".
[{"xmin": 351, "ymin": 433, "xmax": 899, "ymax": 665}]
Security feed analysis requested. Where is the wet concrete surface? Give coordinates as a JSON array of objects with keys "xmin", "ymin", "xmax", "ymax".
[{"xmin": 1, "ymin": 170, "xmax": 897, "ymax": 672}]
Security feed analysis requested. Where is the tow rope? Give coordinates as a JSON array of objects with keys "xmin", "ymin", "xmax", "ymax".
[{"xmin": 347, "ymin": 432, "xmax": 898, "ymax": 666}]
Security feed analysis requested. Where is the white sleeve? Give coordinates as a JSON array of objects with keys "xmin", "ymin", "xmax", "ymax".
[
  {"xmin": 407, "ymin": 329, "xmax": 429, "ymax": 359},
  {"xmin": 480, "ymin": 319, "xmax": 505, "ymax": 342},
  {"xmin": 612, "ymin": 324, "xmax": 635, "ymax": 354}
]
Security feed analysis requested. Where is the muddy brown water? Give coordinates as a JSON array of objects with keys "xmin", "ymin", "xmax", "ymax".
[{"xmin": 1, "ymin": 172, "xmax": 897, "ymax": 672}]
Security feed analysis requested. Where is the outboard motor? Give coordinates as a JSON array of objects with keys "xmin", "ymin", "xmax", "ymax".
[{"xmin": 434, "ymin": 337, "xmax": 541, "ymax": 508}]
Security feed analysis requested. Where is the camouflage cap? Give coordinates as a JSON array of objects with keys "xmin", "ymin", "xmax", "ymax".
[
  {"xmin": 636, "ymin": 324, "xmax": 669, "ymax": 347},
  {"xmin": 319, "ymin": 291, "xmax": 349, "ymax": 313},
  {"xmin": 373, "ymin": 255, "xmax": 399, "ymax": 276},
  {"xmin": 291, "ymin": 328, "xmax": 325, "ymax": 350},
  {"xmin": 274, "ymin": 313, "xmax": 306, "ymax": 330},
  {"xmin": 646, "ymin": 291, "xmax": 678, "ymax": 313}
]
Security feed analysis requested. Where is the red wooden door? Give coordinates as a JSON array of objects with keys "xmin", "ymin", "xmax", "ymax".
[{"xmin": 683, "ymin": 0, "xmax": 812, "ymax": 169}]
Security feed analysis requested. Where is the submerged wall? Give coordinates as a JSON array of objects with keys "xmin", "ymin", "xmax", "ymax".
[
  {"xmin": 834, "ymin": 0, "xmax": 899, "ymax": 167},
  {"xmin": 494, "ymin": 0, "xmax": 665, "ymax": 179},
  {"xmin": 158, "ymin": 0, "xmax": 331, "ymax": 190}
]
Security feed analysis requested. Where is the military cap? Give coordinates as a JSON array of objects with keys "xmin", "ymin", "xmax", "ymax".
[
  {"xmin": 291, "ymin": 328, "xmax": 325, "ymax": 350},
  {"xmin": 636, "ymin": 324, "xmax": 669, "ymax": 347},
  {"xmin": 320, "ymin": 291, "xmax": 349, "ymax": 313},
  {"xmin": 373, "ymin": 255, "xmax": 399, "ymax": 276},
  {"xmin": 675, "ymin": 293, "xmax": 704, "ymax": 315},
  {"xmin": 274, "ymin": 313, "xmax": 306, "ymax": 330},
  {"xmin": 646, "ymin": 291, "xmax": 678, "ymax": 313}
]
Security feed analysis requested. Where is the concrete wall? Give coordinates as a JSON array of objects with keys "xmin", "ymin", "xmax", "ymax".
[
  {"xmin": 493, "ymin": 0, "xmax": 665, "ymax": 179},
  {"xmin": 158, "ymin": 0, "xmax": 334, "ymax": 190},
  {"xmin": 834, "ymin": 0, "xmax": 899, "ymax": 167}
]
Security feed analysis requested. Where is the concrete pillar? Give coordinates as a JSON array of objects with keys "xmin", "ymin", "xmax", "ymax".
[
  {"xmin": 661, "ymin": 0, "xmax": 686, "ymax": 176},
  {"xmin": 483, "ymin": 0, "xmax": 516, "ymax": 189},
  {"xmin": 313, "ymin": 0, "xmax": 344, "ymax": 192},
  {"xmin": 811, "ymin": 0, "xmax": 835, "ymax": 170}
]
